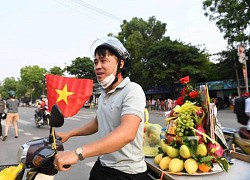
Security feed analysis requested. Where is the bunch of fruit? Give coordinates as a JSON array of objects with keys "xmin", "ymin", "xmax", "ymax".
[
  {"xmin": 175, "ymin": 110, "xmax": 195, "ymax": 137},
  {"xmin": 152, "ymin": 101, "xmax": 230, "ymax": 175},
  {"xmin": 154, "ymin": 141, "xmax": 214, "ymax": 174}
]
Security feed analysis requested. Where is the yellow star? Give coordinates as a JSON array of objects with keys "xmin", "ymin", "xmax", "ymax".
[{"xmin": 55, "ymin": 84, "xmax": 74, "ymax": 104}]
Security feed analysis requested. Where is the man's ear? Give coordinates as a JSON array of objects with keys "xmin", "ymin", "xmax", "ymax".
[{"xmin": 120, "ymin": 59, "xmax": 125, "ymax": 69}]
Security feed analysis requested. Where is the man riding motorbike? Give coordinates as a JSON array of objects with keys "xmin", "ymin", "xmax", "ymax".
[
  {"xmin": 35, "ymin": 95, "xmax": 48, "ymax": 125},
  {"xmin": 53, "ymin": 37, "xmax": 149, "ymax": 180}
]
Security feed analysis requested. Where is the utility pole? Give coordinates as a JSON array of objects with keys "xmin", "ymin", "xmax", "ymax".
[{"xmin": 238, "ymin": 44, "xmax": 248, "ymax": 93}]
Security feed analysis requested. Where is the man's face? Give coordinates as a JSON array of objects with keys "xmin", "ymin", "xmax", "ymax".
[{"xmin": 94, "ymin": 52, "xmax": 118, "ymax": 82}]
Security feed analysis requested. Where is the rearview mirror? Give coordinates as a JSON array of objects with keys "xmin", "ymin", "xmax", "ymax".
[{"xmin": 49, "ymin": 104, "xmax": 64, "ymax": 127}]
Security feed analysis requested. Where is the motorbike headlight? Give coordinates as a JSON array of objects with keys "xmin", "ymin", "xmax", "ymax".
[{"xmin": 17, "ymin": 143, "xmax": 30, "ymax": 164}]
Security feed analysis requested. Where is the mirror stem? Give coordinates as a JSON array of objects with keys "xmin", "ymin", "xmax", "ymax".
[{"xmin": 49, "ymin": 127, "xmax": 53, "ymax": 144}]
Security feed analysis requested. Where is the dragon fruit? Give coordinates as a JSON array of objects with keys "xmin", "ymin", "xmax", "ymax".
[{"xmin": 206, "ymin": 141, "xmax": 224, "ymax": 158}]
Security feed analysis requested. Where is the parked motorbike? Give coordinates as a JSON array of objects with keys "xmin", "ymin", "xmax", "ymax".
[
  {"xmin": 222, "ymin": 96, "xmax": 250, "ymax": 163},
  {"xmin": 0, "ymin": 105, "xmax": 65, "ymax": 180},
  {"xmin": 222, "ymin": 127, "xmax": 250, "ymax": 163},
  {"xmin": 34, "ymin": 106, "xmax": 50, "ymax": 128}
]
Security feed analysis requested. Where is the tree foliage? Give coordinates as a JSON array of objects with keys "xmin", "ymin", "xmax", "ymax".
[
  {"xmin": 117, "ymin": 16, "xmax": 167, "ymax": 87},
  {"xmin": 116, "ymin": 16, "xmax": 212, "ymax": 97},
  {"xmin": 20, "ymin": 65, "xmax": 47, "ymax": 101},
  {"xmin": 203, "ymin": 0, "xmax": 250, "ymax": 45},
  {"xmin": 49, "ymin": 66, "xmax": 64, "ymax": 76},
  {"xmin": 203, "ymin": 0, "xmax": 250, "ymax": 95},
  {"xmin": 64, "ymin": 57, "xmax": 95, "ymax": 80},
  {"xmin": 145, "ymin": 38, "xmax": 211, "ymax": 97},
  {"xmin": 0, "ymin": 77, "xmax": 18, "ymax": 99}
]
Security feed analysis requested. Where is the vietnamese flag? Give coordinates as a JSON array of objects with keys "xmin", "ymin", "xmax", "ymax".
[{"xmin": 45, "ymin": 74, "xmax": 93, "ymax": 117}]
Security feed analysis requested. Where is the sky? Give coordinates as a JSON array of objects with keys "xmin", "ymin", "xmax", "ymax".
[{"xmin": 0, "ymin": 0, "xmax": 228, "ymax": 82}]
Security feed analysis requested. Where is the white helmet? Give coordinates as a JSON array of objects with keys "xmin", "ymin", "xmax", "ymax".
[{"xmin": 90, "ymin": 37, "xmax": 130, "ymax": 61}]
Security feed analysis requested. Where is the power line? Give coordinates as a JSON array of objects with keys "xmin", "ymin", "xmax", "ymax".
[
  {"xmin": 69, "ymin": 0, "xmax": 123, "ymax": 23},
  {"xmin": 53, "ymin": 0, "xmax": 121, "ymax": 31}
]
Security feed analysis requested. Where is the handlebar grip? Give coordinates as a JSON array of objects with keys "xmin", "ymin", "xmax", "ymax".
[{"xmin": 63, "ymin": 165, "xmax": 71, "ymax": 169}]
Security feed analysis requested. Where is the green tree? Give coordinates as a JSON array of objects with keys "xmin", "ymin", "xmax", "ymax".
[
  {"xmin": 146, "ymin": 38, "xmax": 210, "ymax": 97},
  {"xmin": 117, "ymin": 16, "xmax": 167, "ymax": 84},
  {"xmin": 211, "ymin": 50, "xmax": 240, "ymax": 80},
  {"xmin": 203, "ymin": 0, "xmax": 250, "ymax": 94},
  {"xmin": 16, "ymin": 79, "xmax": 29, "ymax": 103},
  {"xmin": 113, "ymin": 16, "xmax": 215, "ymax": 98},
  {"xmin": 0, "ymin": 77, "xmax": 18, "ymax": 99},
  {"xmin": 203, "ymin": 0, "xmax": 250, "ymax": 45},
  {"xmin": 49, "ymin": 66, "xmax": 64, "ymax": 76},
  {"xmin": 20, "ymin": 65, "xmax": 47, "ymax": 102},
  {"xmin": 64, "ymin": 57, "xmax": 95, "ymax": 79}
]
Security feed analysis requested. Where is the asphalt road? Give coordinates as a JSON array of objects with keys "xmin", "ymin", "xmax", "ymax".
[{"xmin": 0, "ymin": 107, "xmax": 240, "ymax": 179}]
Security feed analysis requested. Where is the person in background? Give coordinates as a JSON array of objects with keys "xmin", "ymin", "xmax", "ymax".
[
  {"xmin": 151, "ymin": 98, "xmax": 156, "ymax": 110},
  {"xmin": 3, "ymin": 91, "xmax": 20, "ymax": 141},
  {"xmin": 0, "ymin": 98, "xmax": 6, "ymax": 138},
  {"xmin": 36, "ymin": 95, "xmax": 47, "ymax": 124},
  {"xmin": 53, "ymin": 37, "xmax": 148, "ymax": 180}
]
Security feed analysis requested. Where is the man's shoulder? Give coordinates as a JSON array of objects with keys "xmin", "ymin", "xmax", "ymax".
[{"xmin": 126, "ymin": 80, "xmax": 142, "ymax": 88}]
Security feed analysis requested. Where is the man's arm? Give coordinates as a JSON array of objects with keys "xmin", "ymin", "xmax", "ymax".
[
  {"xmin": 68, "ymin": 116, "xmax": 99, "ymax": 137},
  {"xmin": 57, "ymin": 116, "xmax": 98, "ymax": 143},
  {"xmin": 82, "ymin": 114, "xmax": 141, "ymax": 157},
  {"xmin": 54, "ymin": 114, "xmax": 141, "ymax": 170}
]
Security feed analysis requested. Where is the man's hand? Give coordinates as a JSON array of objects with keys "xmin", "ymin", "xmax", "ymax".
[
  {"xmin": 56, "ymin": 132, "xmax": 71, "ymax": 143},
  {"xmin": 53, "ymin": 151, "xmax": 79, "ymax": 171}
]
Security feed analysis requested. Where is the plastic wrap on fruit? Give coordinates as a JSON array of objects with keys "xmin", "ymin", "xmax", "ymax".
[{"xmin": 143, "ymin": 120, "xmax": 162, "ymax": 156}]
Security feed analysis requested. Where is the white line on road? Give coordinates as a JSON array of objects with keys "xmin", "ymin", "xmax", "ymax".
[
  {"xmin": 74, "ymin": 115, "xmax": 96, "ymax": 118},
  {"xmin": 24, "ymin": 132, "xmax": 32, "ymax": 136},
  {"xmin": 18, "ymin": 119, "xmax": 32, "ymax": 125},
  {"xmin": 65, "ymin": 117, "xmax": 80, "ymax": 121},
  {"xmin": 33, "ymin": 136, "xmax": 42, "ymax": 139},
  {"xmin": 85, "ymin": 161, "xmax": 95, "ymax": 168}
]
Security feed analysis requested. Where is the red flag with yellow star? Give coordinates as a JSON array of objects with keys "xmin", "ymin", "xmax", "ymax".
[{"xmin": 45, "ymin": 74, "xmax": 93, "ymax": 117}]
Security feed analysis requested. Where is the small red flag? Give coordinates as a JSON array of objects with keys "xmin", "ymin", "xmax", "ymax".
[{"xmin": 45, "ymin": 74, "xmax": 93, "ymax": 117}]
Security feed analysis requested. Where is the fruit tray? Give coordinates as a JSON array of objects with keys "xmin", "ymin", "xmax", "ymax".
[{"xmin": 145, "ymin": 157, "xmax": 223, "ymax": 176}]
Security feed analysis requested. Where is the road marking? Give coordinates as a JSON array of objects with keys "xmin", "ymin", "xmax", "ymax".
[
  {"xmin": 18, "ymin": 119, "xmax": 32, "ymax": 125},
  {"xmin": 5, "ymin": 113, "xmax": 95, "ymax": 128},
  {"xmin": 24, "ymin": 132, "xmax": 32, "ymax": 136},
  {"xmin": 74, "ymin": 114, "xmax": 95, "ymax": 118},
  {"xmin": 65, "ymin": 117, "xmax": 80, "ymax": 121},
  {"xmin": 74, "ymin": 115, "xmax": 96, "ymax": 118},
  {"xmin": 85, "ymin": 161, "xmax": 95, "ymax": 168},
  {"xmin": 65, "ymin": 114, "xmax": 96, "ymax": 121},
  {"xmin": 33, "ymin": 136, "xmax": 42, "ymax": 139}
]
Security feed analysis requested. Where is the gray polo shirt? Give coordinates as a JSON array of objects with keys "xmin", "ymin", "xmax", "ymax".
[{"xmin": 97, "ymin": 77, "xmax": 146, "ymax": 174}]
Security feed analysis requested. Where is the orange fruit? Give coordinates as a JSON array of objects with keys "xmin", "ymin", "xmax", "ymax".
[{"xmin": 198, "ymin": 163, "xmax": 212, "ymax": 173}]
